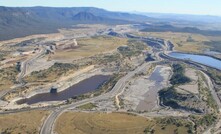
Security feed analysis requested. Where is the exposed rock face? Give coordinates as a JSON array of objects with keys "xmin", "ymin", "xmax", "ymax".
[
  {"xmin": 73, "ymin": 39, "xmax": 78, "ymax": 46},
  {"xmin": 56, "ymin": 39, "xmax": 78, "ymax": 50}
]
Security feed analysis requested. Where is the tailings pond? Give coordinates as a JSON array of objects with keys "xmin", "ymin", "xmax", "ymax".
[
  {"xmin": 136, "ymin": 66, "xmax": 171, "ymax": 111},
  {"xmin": 169, "ymin": 52, "xmax": 221, "ymax": 70},
  {"xmin": 17, "ymin": 75, "xmax": 110, "ymax": 105}
]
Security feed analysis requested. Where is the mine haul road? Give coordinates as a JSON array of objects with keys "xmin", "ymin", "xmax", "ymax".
[
  {"xmin": 40, "ymin": 60, "xmax": 159, "ymax": 134},
  {"xmin": 0, "ymin": 46, "xmax": 46, "ymax": 99},
  {"xmin": 40, "ymin": 40, "xmax": 189, "ymax": 134}
]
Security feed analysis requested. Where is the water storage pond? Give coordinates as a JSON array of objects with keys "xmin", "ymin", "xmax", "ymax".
[
  {"xmin": 168, "ymin": 52, "xmax": 221, "ymax": 70},
  {"xmin": 17, "ymin": 75, "xmax": 110, "ymax": 105}
]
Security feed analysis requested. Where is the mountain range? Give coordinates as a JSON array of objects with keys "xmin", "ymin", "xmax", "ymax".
[
  {"xmin": 0, "ymin": 6, "xmax": 151, "ymax": 41},
  {"xmin": 2, "ymin": 6, "xmax": 221, "ymax": 41}
]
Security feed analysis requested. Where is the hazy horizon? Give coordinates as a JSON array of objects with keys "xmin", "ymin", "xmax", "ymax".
[{"xmin": 1, "ymin": 0, "xmax": 221, "ymax": 16}]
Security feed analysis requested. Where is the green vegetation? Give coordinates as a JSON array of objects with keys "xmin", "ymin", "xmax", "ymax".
[
  {"xmin": 15, "ymin": 62, "xmax": 21, "ymax": 72},
  {"xmin": 206, "ymin": 68, "xmax": 221, "ymax": 85},
  {"xmin": 97, "ymin": 53, "xmax": 121, "ymax": 64},
  {"xmin": 190, "ymin": 114, "xmax": 217, "ymax": 132},
  {"xmin": 77, "ymin": 38, "xmax": 148, "ymax": 73},
  {"xmin": 94, "ymin": 73, "xmax": 123, "ymax": 96},
  {"xmin": 186, "ymin": 36, "xmax": 195, "ymax": 42},
  {"xmin": 159, "ymin": 86, "xmax": 202, "ymax": 113},
  {"xmin": 205, "ymin": 89, "xmax": 218, "ymax": 111},
  {"xmin": 159, "ymin": 86, "xmax": 183, "ymax": 108},
  {"xmin": 0, "ymin": 66, "xmax": 19, "ymax": 91},
  {"xmin": 155, "ymin": 117, "xmax": 194, "ymax": 134},
  {"xmin": 170, "ymin": 64, "xmax": 191, "ymax": 85},
  {"xmin": 204, "ymin": 41, "xmax": 221, "ymax": 53},
  {"xmin": 0, "ymin": 53, "xmax": 6, "ymax": 61},
  {"xmin": 26, "ymin": 63, "xmax": 78, "ymax": 82},
  {"xmin": 119, "ymin": 98, "xmax": 124, "ymax": 108},
  {"xmin": 14, "ymin": 39, "xmax": 36, "ymax": 47},
  {"xmin": 198, "ymin": 73, "xmax": 218, "ymax": 111},
  {"xmin": 77, "ymin": 103, "xmax": 97, "ymax": 110},
  {"xmin": 118, "ymin": 40, "xmax": 147, "ymax": 58}
]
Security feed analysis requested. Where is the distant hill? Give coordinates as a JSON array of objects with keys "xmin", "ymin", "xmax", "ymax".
[
  {"xmin": 73, "ymin": 12, "xmax": 104, "ymax": 21},
  {"xmin": 71, "ymin": 11, "xmax": 128, "ymax": 24},
  {"xmin": 0, "ymin": 6, "xmax": 151, "ymax": 41},
  {"xmin": 133, "ymin": 11, "xmax": 221, "ymax": 31},
  {"xmin": 133, "ymin": 12, "xmax": 221, "ymax": 23},
  {"xmin": 140, "ymin": 24, "xmax": 221, "ymax": 36}
]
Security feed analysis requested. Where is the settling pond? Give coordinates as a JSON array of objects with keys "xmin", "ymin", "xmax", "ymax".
[
  {"xmin": 17, "ymin": 75, "xmax": 110, "ymax": 105},
  {"xmin": 168, "ymin": 52, "xmax": 221, "ymax": 70}
]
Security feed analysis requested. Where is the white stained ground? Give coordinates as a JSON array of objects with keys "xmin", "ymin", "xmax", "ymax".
[{"xmin": 121, "ymin": 65, "xmax": 172, "ymax": 112}]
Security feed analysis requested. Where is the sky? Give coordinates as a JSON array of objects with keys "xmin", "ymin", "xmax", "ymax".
[{"xmin": 1, "ymin": 0, "xmax": 221, "ymax": 16}]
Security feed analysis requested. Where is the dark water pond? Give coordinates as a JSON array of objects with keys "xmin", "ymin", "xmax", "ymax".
[{"xmin": 17, "ymin": 75, "xmax": 110, "ymax": 105}]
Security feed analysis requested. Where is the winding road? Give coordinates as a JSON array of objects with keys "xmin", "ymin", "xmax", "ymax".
[
  {"xmin": 40, "ymin": 59, "xmax": 159, "ymax": 134},
  {"xmin": 0, "ymin": 45, "xmax": 46, "ymax": 99},
  {"xmin": 1, "ymin": 35, "xmax": 219, "ymax": 134},
  {"xmin": 40, "ymin": 38, "xmax": 221, "ymax": 134}
]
